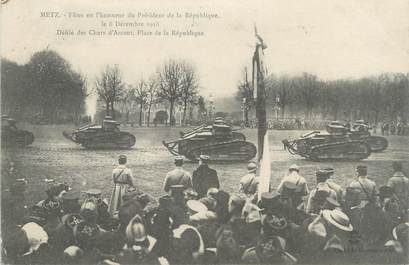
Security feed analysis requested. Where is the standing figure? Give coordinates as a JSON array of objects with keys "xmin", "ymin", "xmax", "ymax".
[
  {"xmin": 348, "ymin": 165, "xmax": 377, "ymax": 204},
  {"xmin": 387, "ymin": 162, "xmax": 409, "ymax": 213},
  {"xmin": 239, "ymin": 162, "xmax": 259, "ymax": 198},
  {"xmin": 277, "ymin": 164, "xmax": 309, "ymax": 208},
  {"xmin": 108, "ymin": 155, "xmax": 137, "ymax": 217},
  {"xmin": 192, "ymin": 155, "xmax": 220, "ymax": 198},
  {"xmin": 163, "ymin": 156, "xmax": 192, "ymax": 193}
]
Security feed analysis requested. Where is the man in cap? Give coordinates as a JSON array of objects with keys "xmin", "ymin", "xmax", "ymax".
[
  {"xmin": 323, "ymin": 167, "xmax": 344, "ymax": 200},
  {"xmin": 61, "ymin": 190, "xmax": 81, "ymax": 214},
  {"xmin": 387, "ymin": 161, "xmax": 409, "ymax": 211},
  {"xmin": 306, "ymin": 170, "xmax": 337, "ymax": 214},
  {"xmin": 348, "ymin": 165, "xmax": 377, "ymax": 203},
  {"xmin": 277, "ymin": 164, "xmax": 309, "ymax": 208},
  {"xmin": 163, "ymin": 156, "xmax": 192, "ymax": 193},
  {"xmin": 192, "ymin": 155, "xmax": 220, "ymax": 198},
  {"xmin": 239, "ymin": 162, "xmax": 259, "ymax": 197}
]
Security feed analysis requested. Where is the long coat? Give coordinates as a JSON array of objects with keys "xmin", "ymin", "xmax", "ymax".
[
  {"xmin": 192, "ymin": 164, "xmax": 219, "ymax": 198},
  {"xmin": 108, "ymin": 165, "xmax": 136, "ymax": 217}
]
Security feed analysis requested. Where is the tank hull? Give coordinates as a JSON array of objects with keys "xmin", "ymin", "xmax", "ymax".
[
  {"xmin": 63, "ymin": 129, "xmax": 136, "ymax": 149},
  {"xmin": 1, "ymin": 130, "xmax": 35, "ymax": 147},
  {"xmin": 283, "ymin": 131, "xmax": 371, "ymax": 161}
]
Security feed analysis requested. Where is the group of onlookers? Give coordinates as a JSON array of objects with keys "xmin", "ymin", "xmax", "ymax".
[{"xmin": 1, "ymin": 155, "xmax": 408, "ymax": 264}]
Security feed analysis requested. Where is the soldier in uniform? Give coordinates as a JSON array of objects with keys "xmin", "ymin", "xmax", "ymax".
[
  {"xmin": 108, "ymin": 155, "xmax": 137, "ymax": 217},
  {"xmin": 277, "ymin": 164, "xmax": 309, "ymax": 208},
  {"xmin": 192, "ymin": 155, "xmax": 220, "ymax": 198},
  {"xmin": 163, "ymin": 156, "xmax": 192, "ymax": 193},
  {"xmin": 323, "ymin": 167, "xmax": 344, "ymax": 200},
  {"xmin": 348, "ymin": 165, "xmax": 377, "ymax": 203},
  {"xmin": 306, "ymin": 170, "xmax": 337, "ymax": 214},
  {"xmin": 239, "ymin": 162, "xmax": 259, "ymax": 197},
  {"xmin": 387, "ymin": 162, "xmax": 409, "ymax": 212}
]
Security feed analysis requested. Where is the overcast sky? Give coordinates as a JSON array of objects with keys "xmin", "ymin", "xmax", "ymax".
[{"xmin": 2, "ymin": 0, "xmax": 409, "ymax": 114}]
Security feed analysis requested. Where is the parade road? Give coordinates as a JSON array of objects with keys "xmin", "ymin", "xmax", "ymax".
[{"xmin": 3, "ymin": 124, "xmax": 409, "ymax": 205}]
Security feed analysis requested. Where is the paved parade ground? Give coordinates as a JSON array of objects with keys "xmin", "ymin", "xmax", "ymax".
[{"xmin": 3, "ymin": 124, "xmax": 409, "ymax": 205}]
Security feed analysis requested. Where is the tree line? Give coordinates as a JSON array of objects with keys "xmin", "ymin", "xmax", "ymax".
[
  {"xmin": 95, "ymin": 59, "xmax": 202, "ymax": 126},
  {"xmin": 237, "ymin": 70, "xmax": 409, "ymax": 126},
  {"xmin": 1, "ymin": 50, "xmax": 88, "ymax": 123},
  {"xmin": 1, "ymin": 50, "xmax": 205, "ymax": 126}
]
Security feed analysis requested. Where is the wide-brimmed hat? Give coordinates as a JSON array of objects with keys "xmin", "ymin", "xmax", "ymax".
[
  {"xmin": 84, "ymin": 189, "xmax": 101, "ymax": 197},
  {"xmin": 322, "ymin": 209, "xmax": 353, "ymax": 232},
  {"xmin": 187, "ymin": 200, "xmax": 208, "ymax": 213},
  {"xmin": 21, "ymin": 222, "xmax": 49, "ymax": 255},
  {"xmin": 392, "ymin": 222, "xmax": 409, "ymax": 241}
]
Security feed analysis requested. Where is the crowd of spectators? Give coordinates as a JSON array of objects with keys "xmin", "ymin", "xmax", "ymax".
[{"xmin": 1, "ymin": 155, "xmax": 408, "ymax": 264}]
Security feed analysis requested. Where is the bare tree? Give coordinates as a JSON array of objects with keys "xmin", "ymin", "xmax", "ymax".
[
  {"xmin": 235, "ymin": 67, "xmax": 253, "ymax": 126},
  {"xmin": 133, "ymin": 79, "xmax": 148, "ymax": 126},
  {"xmin": 156, "ymin": 59, "xmax": 185, "ymax": 126},
  {"xmin": 180, "ymin": 63, "xmax": 199, "ymax": 125},
  {"xmin": 145, "ymin": 76, "xmax": 158, "ymax": 127},
  {"xmin": 95, "ymin": 65, "xmax": 124, "ymax": 118},
  {"xmin": 119, "ymin": 85, "xmax": 136, "ymax": 123}
]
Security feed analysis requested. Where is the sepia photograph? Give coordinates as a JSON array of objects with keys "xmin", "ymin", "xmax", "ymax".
[{"xmin": 1, "ymin": 0, "xmax": 408, "ymax": 264}]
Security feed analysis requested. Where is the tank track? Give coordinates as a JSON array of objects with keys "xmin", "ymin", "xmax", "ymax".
[
  {"xmin": 309, "ymin": 140, "xmax": 370, "ymax": 161},
  {"xmin": 80, "ymin": 132, "xmax": 136, "ymax": 149},
  {"xmin": 185, "ymin": 139, "xmax": 257, "ymax": 162},
  {"xmin": 365, "ymin": 136, "xmax": 388, "ymax": 152},
  {"xmin": 2, "ymin": 130, "xmax": 35, "ymax": 148}
]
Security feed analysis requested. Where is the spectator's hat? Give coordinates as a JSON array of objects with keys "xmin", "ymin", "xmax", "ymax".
[
  {"xmin": 377, "ymin": 186, "xmax": 394, "ymax": 201},
  {"xmin": 289, "ymin": 164, "xmax": 299, "ymax": 171},
  {"xmin": 187, "ymin": 200, "xmax": 208, "ymax": 214},
  {"xmin": 84, "ymin": 188, "xmax": 101, "ymax": 197},
  {"xmin": 247, "ymin": 162, "xmax": 257, "ymax": 173},
  {"xmin": 325, "ymin": 197, "xmax": 340, "ymax": 208},
  {"xmin": 322, "ymin": 209, "xmax": 353, "ymax": 232},
  {"xmin": 2, "ymin": 226, "xmax": 30, "ymax": 258},
  {"xmin": 323, "ymin": 167, "xmax": 335, "ymax": 175},
  {"xmin": 263, "ymin": 214, "xmax": 288, "ymax": 231},
  {"xmin": 62, "ymin": 213, "xmax": 83, "ymax": 228},
  {"xmin": 174, "ymin": 156, "xmax": 184, "ymax": 162},
  {"xmin": 21, "ymin": 222, "xmax": 49, "ymax": 255},
  {"xmin": 356, "ymin": 165, "xmax": 367, "ymax": 171},
  {"xmin": 255, "ymin": 236, "xmax": 286, "ymax": 260},
  {"xmin": 316, "ymin": 169, "xmax": 330, "ymax": 182},
  {"xmin": 62, "ymin": 190, "xmax": 80, "ymax": 202},
  {"xmin": 280, "ymin": 181, "xmax": 297, "ymax": 197},
  {"xmin": 392, "ymin": 222, "xmax": 409, "ymax": 242},
  {"xmin": 190, "ymin": 210, "xmax": 217, "ymax": 222},
  {"xmin": 259, "ymin": 191, "xmax": 281, "ymax": 210},
  {"xmin": 199, "ymin": 154, "xmax": 210, "ymax": 161},
  {"xmin": 207, "ymin": 187, "xmax": 219, "ymax": 197}
]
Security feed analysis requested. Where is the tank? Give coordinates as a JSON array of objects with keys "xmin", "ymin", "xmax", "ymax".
[
  {"xmin": 327, "ymin": 121, "xmax": 388, "ymax": 152},
  {"xmin": 282, "ymin": 130, "xmax": 371, "ymax": 161},
  {"xmin": 163, "ymin": 119, "xmax": 257, "ymax": 162},
  {"xmin": 1, "ymin": 116, "xmax": 35, "ymax": 147},
  {"xmin": 62, "ymin": 118, "xmax": 136, "ymax": 149}
]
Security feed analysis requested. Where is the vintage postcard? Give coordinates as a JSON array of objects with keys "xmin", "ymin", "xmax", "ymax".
[{"xmin": 1, "ymin": 0, "xmax": 408, "ymax": 264}]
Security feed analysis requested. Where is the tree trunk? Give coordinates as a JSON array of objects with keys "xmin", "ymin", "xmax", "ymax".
[
  {"xmin": 110, "ymin": 101, "xmax": 115, "ymax": 119},
  {"xmin": 281, "ymin": 105, "xmax": 285, "ymax": 119},
  {"xmin": 147, "ymin": 105, "xmax": 151, "ymax": 127},
  {"xmin": 139, "ymin": 103, "xmax": 143, "ymax": 127},
  {"xmin": 182, "ymin": 99, "xmax": 188, "ymax": 126},
  {"xmin": 169, "ymin": 100, "xmax": 174, "ymax": 126},
  {"xmin": 244, "ymin": 107, "xmax": 249, "ymax": 127}
]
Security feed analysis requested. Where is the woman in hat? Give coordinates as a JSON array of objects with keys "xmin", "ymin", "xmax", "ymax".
[{"xmin": 108, "ymin": 155, "xmax": 137, "ymax": 218}]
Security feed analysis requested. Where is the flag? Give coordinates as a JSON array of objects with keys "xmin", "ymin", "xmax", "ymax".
[{"xmin": 258, "ymin": 131, "xmax": 271, "ymax": 201}]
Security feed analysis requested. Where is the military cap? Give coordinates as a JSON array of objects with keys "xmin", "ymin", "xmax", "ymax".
[
  {"xmin": 323, "ymin": 167, "xmax": 335, "ymax": 174},
  {"xmin": 316, "ymin": 169, "xmax": 328, "ymax": 177},
  {"xmin": 199, "ymin": 155, "xmax": 210, "ymax": 161},
  {"xmin": 247, "ymin": 162, "xmax": 257, "ymax": 171},
  {"xmin": 174, "ymin": 156, "xmax": 184, "ymax": 162},
  {"xmin": 356, "ymin": 165, "xmax": 367, "ymax": 170},
  {"xmin": 84, "ymin": 188, "xmax": 102, "ymax": 196},
  {"xmin": 62, "ymin": 190, "xmax": 80, "ymax": 201},
  {"xmin": 289, "ymin": 164, "xmax": 299, "ymax": 171}
]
